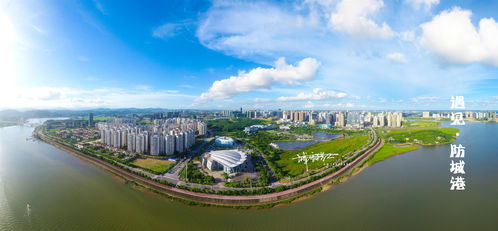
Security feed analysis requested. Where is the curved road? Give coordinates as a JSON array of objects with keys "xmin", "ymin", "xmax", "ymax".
[{"xmin": 37, "ymin": 128, "xmax": 383, "ymax": 205}]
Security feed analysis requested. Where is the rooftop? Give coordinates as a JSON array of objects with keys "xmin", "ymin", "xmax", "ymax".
[{"xmin": 206, "ymin": 150, "xmax": 247, "ymax": 168}]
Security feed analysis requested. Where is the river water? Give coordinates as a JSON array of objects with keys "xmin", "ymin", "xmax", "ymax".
[{"xmin": 0, "ymin": 120, "xmax": 497, "ymax": 230}]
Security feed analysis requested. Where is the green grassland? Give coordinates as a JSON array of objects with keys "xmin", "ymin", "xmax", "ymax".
[
  {"xmin": 403, "ymin": 120, "xmax": 441, "ymax": 128},
  {"xmin": 131, "ymin": 158, "xmax": 175, "ymax": 174},
  {"xmin": 275, "ymin": 135, "xmax": 370, "ymax": 177},
  {"xmin": 381, "ymin": 127, "xmax": 458, "ymax": 145},
  {"xmin": 367, "ymin": 143, "xmax": 419, "ymax": 165},
  {"xmin": 207, "ymin": 118, "xmax": 266, "ymax": 137},
  {"xmin": 367, "ymin": 127, "xmax": 460, "ymax": 166}
]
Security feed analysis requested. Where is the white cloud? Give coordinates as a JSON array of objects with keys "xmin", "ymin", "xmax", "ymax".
[
  {"xmin": 405, "ymin": 0, "xmax": 439, "ymax": 11},
  {"xmin": 135, "ymin": 85, "xmax": 152, "ymax": 91},
  {"xmin": 196, "ymin": 1, "xmax": 324, "ymax": 58},
  {"xmin": 153, "ymin": 23, "xmax": 180, "ymax": 39},
  {"xmin": 400, "ymin": 30, "xmax": 416, "ymax": 42},
  {"xmin": 304, "ymin": 101, "xmax": 314, "ymax": 108},
  {"xmin": 330, "ymin": 0, "xmax": 394, "ymax": 39},
  {"xmin": 410, "ymin": 96, "xmax": 440, "ymax": 102},
  {"xmin": 386, "ymin": 52, "xmax": 408, "ymax": 63},
  {"xmin": 420, "ymin": 7, "xmax": 498, "ymax": 66},
  {"xmin": 1, "ymin": 87, "xmax": 194, "ymax": 109},
  {"xmin": 321, "ymin": 102, "xmax": 355, "ymax": 108},
  {"xmin": 196, "ymin": 57, "xmax": 321, "ymax": 103},
  {"xmin": 276, "ymin": 88, "xmax": 346, "ymax": 101},
  {"xmin": 93, "ymin": 0, "xmax": 107, "ymax": 15}
]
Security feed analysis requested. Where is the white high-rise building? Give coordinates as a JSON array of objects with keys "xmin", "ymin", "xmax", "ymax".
[
  {"xmin": 378, "ymin": 114, "xmax": 385, "ymax": 127},
  {"xmin": 98, "ymin": 118, "xmax": 204, "ymax": 155},
  {"xmin": 127, "ymin": 133, "xmax": 136, "ymax": 152},
  {"xmin": 175, "ymin": 133, "xmax": 184, "ymax": 153},
  {"xmin": 105, "ymin": 130, "xmax": 112, "ymax": 146},
  {"xmin": 165, "ymin": 135, "xmax": 175, "ymax": 155},
  {"xmin": 150, "ymin": 135, "xmax": 161, "ymax": 156},
  {"xmin": 121, "ymin": 130, "xmax": 127, "ymax": 148},
  {"xmin": 113, "ymin": 130, "xmax": 121, "ymax": 148},
  {"xmin": 136, "ymin": 134, "xmax": 144, "ymax": 154}
]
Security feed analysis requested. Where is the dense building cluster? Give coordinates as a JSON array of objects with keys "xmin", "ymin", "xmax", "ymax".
[
  {"xmin": 423, "ymin": 111, "xmax": 497, "ymax": 121},
  {"xmin": 369, "ymin": 112, "xmax": 403, "ymax": 127},
  {"xmin": 281, "ymin": 111, "xmax": 403, "ymax": 128},
  {"xmin": 98, "ymin": 118, "xmax": 207, "ymax": 155}
]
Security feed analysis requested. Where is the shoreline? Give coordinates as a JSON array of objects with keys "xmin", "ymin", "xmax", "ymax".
[{"xmin": 36, "ymin": 127, "xmax": 383, "ymax": 208}]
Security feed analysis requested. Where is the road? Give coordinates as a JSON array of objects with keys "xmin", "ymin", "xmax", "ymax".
[{"xmin": 37, "ymin": 127, "xmax": 384, "ymax": 205}]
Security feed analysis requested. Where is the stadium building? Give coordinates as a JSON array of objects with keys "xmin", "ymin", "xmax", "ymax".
[{"xmin": 202, "ymin": 150, "xmax": 248, "ymax": 173}]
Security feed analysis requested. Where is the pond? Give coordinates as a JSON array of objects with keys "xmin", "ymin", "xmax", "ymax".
[{"xmin": 273, "ymin": 132, "xmax": 342, "ymax": 150}]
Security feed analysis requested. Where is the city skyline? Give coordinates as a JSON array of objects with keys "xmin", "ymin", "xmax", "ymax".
[{"xmin": 2, "ymin": 0, "xmax": 498, "ymax": 110}]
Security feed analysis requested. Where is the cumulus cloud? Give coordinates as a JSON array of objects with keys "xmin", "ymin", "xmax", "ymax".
[
  {"xmin": 405, "ymin": 0, "xmax": 439, "ymax": 11},
  {"xmin": 153, "ymin": 23, "xmax": 180, "ymax": 38},
  {"xmin": 330, "ymin": 0, "xmax": 394, "ymax": 39},
  {"xmin": 386, "ymin": 52, "xmax": 408, "ymax": 63},
  {"xmin": 420, "ymin": 7, "xmax": 498, "ymax": 66},
  {"xmin": 196, "ymin": 57, "xmax": 321, "ymax": 103},
  {"xmin": 276, "ymin": 88, "xmax": 346, "ymax": 101}
]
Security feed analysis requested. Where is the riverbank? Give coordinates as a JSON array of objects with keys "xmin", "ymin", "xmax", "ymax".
[
  {"xmin": 36, "ymin": 126, "xmax": 383, "ymax": 208},
  {"xmin": 365, "ymin": 126, "xmax": 460, "ymax": 167}
]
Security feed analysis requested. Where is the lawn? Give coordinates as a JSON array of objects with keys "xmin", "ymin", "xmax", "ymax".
[
  {"xmin": 275, "ymin": 135, "xmax": 370, "ymax": 177},
  {"xmin": 403, "ymin": 120, "xmax": 441, "ymax": 128},
  {"xmin": 381, "ymin": 127, "xmax": 459, "ymax": 145},
  {"xmin": 367, "ymin": 143, "xmax": 419, "ymax": 165},
  {"xmin": 131, "ymin": 158, "xmax": 175, "ymax": 173}
]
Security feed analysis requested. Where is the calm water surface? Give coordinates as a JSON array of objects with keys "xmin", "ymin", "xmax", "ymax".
[
  {"xmin": 274, "ymin": 132, "xmax": 341, "ymax": 150},
  {"xmin": 0, "ymin": 120, "xmax": 497, "ymax": 230}
]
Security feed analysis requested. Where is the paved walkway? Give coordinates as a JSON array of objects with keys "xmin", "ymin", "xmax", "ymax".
[{"xmin": 37, "ymin": 127, "xmax": 383, "ymax": 205}]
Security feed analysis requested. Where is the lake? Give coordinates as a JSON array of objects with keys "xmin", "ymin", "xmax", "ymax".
[
  {"xmin": 0, "ymin": 120, "xmax": 497, "ymax": 230},
  {"xmin": 273, "ymin": 132, "xmax": 342, "ymax": 150}
]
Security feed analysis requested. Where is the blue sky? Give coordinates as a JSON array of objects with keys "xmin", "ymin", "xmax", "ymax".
[{"xmin": 1, "ymin": 0, "xmax": 498, "ymax": 110}]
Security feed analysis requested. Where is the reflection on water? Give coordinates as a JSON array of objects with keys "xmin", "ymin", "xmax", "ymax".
[{"xmin": 274, "ymin": 132, "xmax": 341, "ymax": 150}]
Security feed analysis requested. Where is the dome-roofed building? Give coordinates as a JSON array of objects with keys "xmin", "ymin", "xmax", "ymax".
[
  {"xmin": 215, "ymin": 136, "xmax": 235, "ymax": 147},
  {"xmin": 202, "ymin": 150, "xmax": 248, "ymax": 173}
]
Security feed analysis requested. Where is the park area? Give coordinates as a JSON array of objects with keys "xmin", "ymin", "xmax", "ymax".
[
  {"xmin": 131, "ymin": 158, "xmax": 175, "ymax": 174},
  {"xmin": 366, "ymin": 127, "xmax": 460, "ymax": 166},
  {"xmin": 381, "ymin": 128, "xmax": 458, "ymax": 145},
  {"xmin": 275, "ymin": 134, "xmax": 370, "ymax": 178},
  {"xmin": 403, "ymin": 119, "xmax": 441, "ymax": 128}
]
